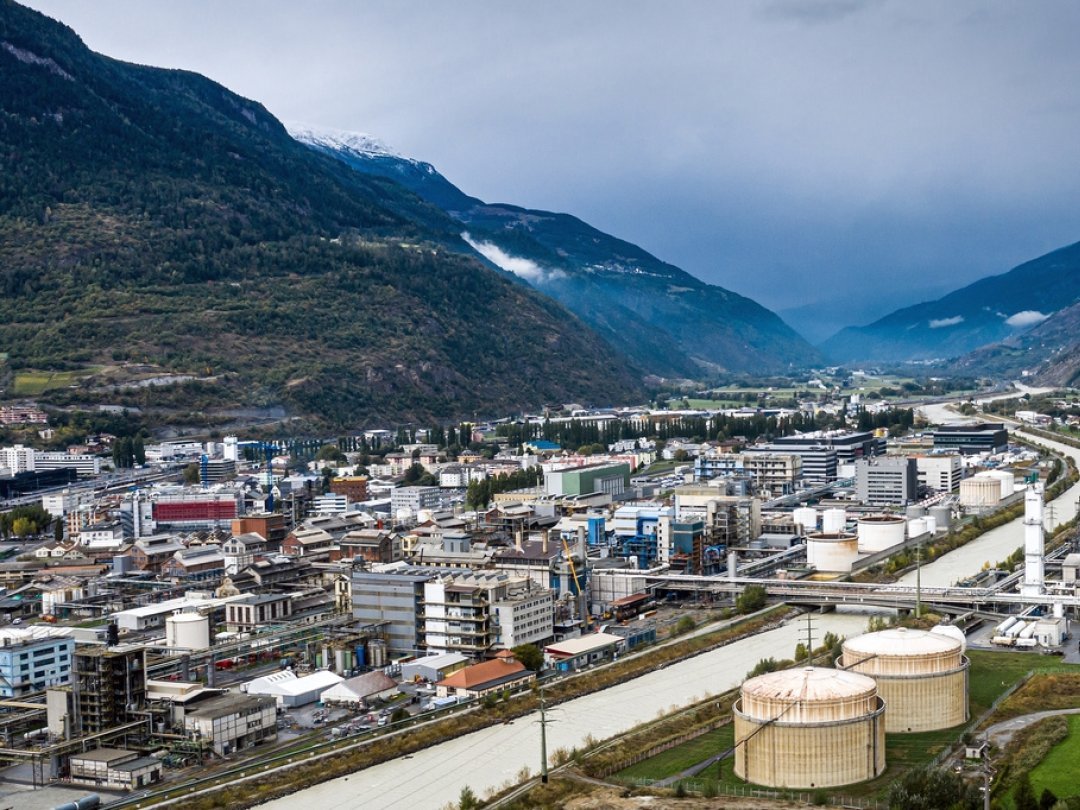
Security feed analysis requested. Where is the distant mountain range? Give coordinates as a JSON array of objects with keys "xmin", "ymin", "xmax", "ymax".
[
  {"xmin": 289, "ymin": 125, "xmax": 822, "ymax": 379},
  {"xmin": 821, "ymin": 241, "xmax": 1080, "ymax": 365}
]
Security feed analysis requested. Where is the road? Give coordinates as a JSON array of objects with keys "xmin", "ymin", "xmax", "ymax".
[{"xmin": 259, "ymin": 613, "xmax": 870, "ymax": 810}]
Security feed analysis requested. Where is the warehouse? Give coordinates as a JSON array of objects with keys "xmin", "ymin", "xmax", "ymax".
[{"xmin": 243, "ymin": 669, "xmax": 344, "ymax": 708}]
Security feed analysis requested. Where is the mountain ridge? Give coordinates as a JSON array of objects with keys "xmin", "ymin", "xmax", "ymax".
[
  {"xmin": 821, "ymin": 241, "xmax": 1080, "ymax": 363},
  {"xmin": 290, "ymin": 124, "xmax": 822, "ymax": 379}
]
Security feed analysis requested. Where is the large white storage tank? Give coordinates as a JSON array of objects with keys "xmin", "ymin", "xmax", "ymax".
[
  {"xmin": 806, "ymin": 532, "xmax": 859, "ymax": 573},
  {"xmin": 984, "ymin": 470, "xmax": 1015, "ymax": 500},
  {"xmin": 960, "ymin": 477, "xmax": 1001, "ymax": 508},
  {"xmin": 735, "ymin": 666, "xmax": 885, "ymax": 788},
  {"xmin": 166, "ymin": 611, "xmax": 211, "ymax": 651},
  {"xmin": 793, "ymin": 507, "xmax": 818, "ymax": 534},
  {"xmin": 840, "ymin": 627, "xmax": 968, "ymax": 733},
  {"xmin": 856, "ymin": 515, "xmax": 906, "ymax": 553},
  {"xmin": 821, "ymin": 508, "xmax": 847, "ymax": 534}
]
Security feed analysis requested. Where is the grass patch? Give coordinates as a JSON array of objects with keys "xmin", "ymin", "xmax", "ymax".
[
  {"xmin": 618, "ymin": 725, "xmax": 733, "ymax": 782},
  {"xmin": 1031, "ymin": 714, "xmax": 1080, "ymax": 800},
  {"xmin": 991, "ymin": 671, "xmax": 1080, "ymax": 723},
  {"xmin": 12, "ymin": 368, "xmax": 90, "ymax": 395}
]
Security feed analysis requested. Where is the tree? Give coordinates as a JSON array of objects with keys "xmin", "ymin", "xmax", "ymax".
[
  {"xmin": 794, "ymin": 642, "xmax": 809, "ymax": 661},
  {"xmin": 182, "ymin": 462, "xmax": 200, "ymax": 484},
  {"xmin": 133, "ymin": 435, "xmax": 146, "ymax": 465},
  {"xmin": 458, "ymin": 786, "xmax": 480, "ymax": 810},
  {"xmin": 316, "ymin": 444, "xmax": 346, "ymax": 464},
  {"xmin": 736, "ymin": 584, "xmax": 767, "ymax": 614},
  {"xmin": 511, "ymin": 643, "xmax": 544, "ymax": 672},
  {"xmin": 54, "ymin": 518, "xmax": 64, "ymax": 543},
  {"xmin": 11, "ymin": 517, "xmax": 33, "ymax": 538},
  {"xmin": 389, "ymin": 707, "xmax": 409, "ymax": 724}
]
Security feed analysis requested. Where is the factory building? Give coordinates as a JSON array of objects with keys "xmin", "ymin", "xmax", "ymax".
[
  {"xmin": 914, "ymin": 454, "xmax": 963, "ymax": 493},
  {"xmin": 0, "ymin": 628, "xmax": 75, "ymax": 697},
  {"xmin": 544, "ymin": 462, "xmax": 631, "ymax": 498},
  {"xmin": 734, "ymin": 666, "xmax": 886, "ymax": 789},
  {"xmin": 854, "ymin": 456, "xmax": 918, "ymax": 507},
  {"xmin": 840, "ymin": 627, "xmax": 969, "ymax": 733},
  {"xmin": 931, "ymin": 423, "xmax": 1009, "ymax": 455},
  {"xmin": 183, "ymin": 693, "xmax": 277, "ymax": 756}
]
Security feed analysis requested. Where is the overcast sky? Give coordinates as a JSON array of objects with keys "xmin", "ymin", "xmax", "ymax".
[{"xmin": 23, "ymin": 0, "xmax": 1080, "ymax": 314}]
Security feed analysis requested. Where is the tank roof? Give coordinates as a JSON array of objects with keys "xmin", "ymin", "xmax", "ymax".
[
  {"xmin": 742, "ymin": 666, "xmax": 876, "ymax": 703},
  {"xmin": 844, "ymin": 626, "xmax": 961, "ymax": 657}
]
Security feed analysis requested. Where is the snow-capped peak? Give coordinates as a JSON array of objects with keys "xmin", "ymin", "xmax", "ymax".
[{"xmin": 285, "ymin": 121, "xmax": 401, "ymax": 159}]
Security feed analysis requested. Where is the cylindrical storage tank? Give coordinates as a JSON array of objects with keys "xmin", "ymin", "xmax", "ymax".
[
  {"xmin": 907, "ymin": 518, "xmax": 928, "ymax": 538},
  {"xmin": 960, "ymin": 478, "xmax": 1001, "ymax": 508},
  {"xmin": 806, "ymin": 532, "xmax": 859, "ymax": 573},
  {"xmin": 165, "ymin": 612, "xmax": 211, "ymax": 651},
  {"xmin": 856, "ymin": 515, "xmax": 906, "ymax": 553},
  {"xmin": 368, "ymin": 639, "xmax": 388, "ymax": 668},
  {"xmin": 924, "ymin": 515, "xmax": 937, "ymax": 535},
  {"xmin": 334, "ymin": 648, "xmax": 346, "ymax": 675},
  {"xmin": 793, "ymin": 507, "xmax": 818, "ymax": 534},
  {"xmin": 821, "ymin": 508, "xmax": 847, "ymax": 534},
  {"xmin": 841, "ymin": 627, "xmax": 968, "ymax": 733},
  {"xmin": 905, "ymin": 504, "xmax": 926, "ymax": 519},
  {"xmin": 929, "ymin": 505, "xmax": 952, "ymax": 532},
  {"xmin": 930, "ymin": 624, "xmax": 967, "ymax": 653},
  {"xmin": 355, "ymin": 645, "xmax": 367, "ymax": 668},
  {"xmin": 734, "ymin": 667, "xmax": 885, "ymax": 788},
  {"xmin": 986, "ymin": 470, "xmax": 1015, "ymax": 499}
]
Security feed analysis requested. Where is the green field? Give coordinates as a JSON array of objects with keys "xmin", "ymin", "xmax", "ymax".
[
  {"xmin": 1030, "ymin": 714, "xmax": 1080, "ymax": 801},
  {"xmin": 618, "ymin": 726, "xmax": 733, "ymax": 782},
  {"xmin": 11, "ymin": 369, "xmax": 87, "ymax": 395}
]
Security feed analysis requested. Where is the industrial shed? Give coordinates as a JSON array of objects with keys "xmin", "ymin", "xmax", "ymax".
[
  {"xmin": 400, "ymin": 652, "xmax": 470, "ymax": 683},
  {"xmin": 243, "ymin": 669, "xmax": 343, "ymax": 708},
  {"xmin": 320, "ymin": 671, "xmax": 399, "ymax": 706}
]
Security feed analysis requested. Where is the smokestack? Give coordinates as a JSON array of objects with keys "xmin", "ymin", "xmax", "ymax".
[
  {"xmin": 541, "ymin": 528, "xmax": 549, "ymax": 554},
  {"xmin": 728, "ymin": 551, "xmax": 738, "ymax": 583},
  {"xmin": 1021, "ymin": 484, "xmax": 1045, "ymax": 597},
  {"xmin": 514, "ymin": 527, "xmax": 523, "ymax": 553}
]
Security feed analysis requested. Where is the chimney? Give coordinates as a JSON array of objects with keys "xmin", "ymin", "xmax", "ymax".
[
  {"xmin": 514, "ymin": 527, "xmax": 523, "ymax": 553},
  {"xmin": 541, "ymin": 529, "xmax": 549, "ymax": 554}
]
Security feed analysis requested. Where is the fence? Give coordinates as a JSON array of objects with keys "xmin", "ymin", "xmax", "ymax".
[
  {"xmin": 621, "ymin": 777, "xmax": 886, "ymax": 808},
  {"xmin": 592, "ymin": 717, "xmax": 731, "ymax": 778}
]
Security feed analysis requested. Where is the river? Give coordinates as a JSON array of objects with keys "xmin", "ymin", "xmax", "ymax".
[
  {"xmin": 903, "ymin": 402, "xmax": 1080, "ymax": 587},
  {"xmin": 260, "ymin": 613, "xmax": 871, "ymax": 809}
]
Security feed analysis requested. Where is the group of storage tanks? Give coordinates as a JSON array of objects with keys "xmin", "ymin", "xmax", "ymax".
[
  {"xmin": 798, "ymin": 505, "xmax": 953, "ymax": 574},
  {"xmin": 734, "ymin": 625, "xmax": 969, "ymax": 789}
]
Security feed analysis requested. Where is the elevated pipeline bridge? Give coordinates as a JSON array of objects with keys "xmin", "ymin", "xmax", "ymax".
[{"xmin": 641, "ymin": 573, "xmax": 1080, "ymax": 613}]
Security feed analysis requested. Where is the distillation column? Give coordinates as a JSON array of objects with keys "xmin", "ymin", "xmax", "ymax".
[{"xmin": 1021, "ymin": 484, "xmax": 1045, "ymax": 597}]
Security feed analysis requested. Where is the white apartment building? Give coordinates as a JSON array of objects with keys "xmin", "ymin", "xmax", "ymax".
[
  {"xmin": 423, "ymin": 572, "xmax": 554, "ymax": 656},
  {"xmin": 0, "ymin": 445, "xmax": 36, "ymax": 474}
]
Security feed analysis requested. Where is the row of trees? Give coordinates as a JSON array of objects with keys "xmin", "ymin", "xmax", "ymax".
[
  {"xmin": 111, "ymin": 435, "xmax": 146, "ymax": 468},
  {"xmin": 465, "ymin": 466, "xmax": 544, "ymax": 509},
  {"xmin": 0, "ymin": 504, "xmax": 54, "ymax": 539}
]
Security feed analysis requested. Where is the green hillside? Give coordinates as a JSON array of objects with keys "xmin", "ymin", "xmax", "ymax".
[{"xmin": 0, "ymin": 0, "xmax": 643, "ymax": 424}]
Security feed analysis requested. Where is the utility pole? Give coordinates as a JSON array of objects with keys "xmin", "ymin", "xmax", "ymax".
[
  {"xmin": 804, "ymin": 612, "xmax": 815, "ymax": 659},
  {"xmin": 539, "ymin": 687, "xmax": 550, "ymax": 783},
  {"xmin": 915, "ymin": 538, "xmax": 922, "ymax": 620},
  {"xmin": 981, "ymin": 739, "xmax": 994, "ymax": 810}
]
